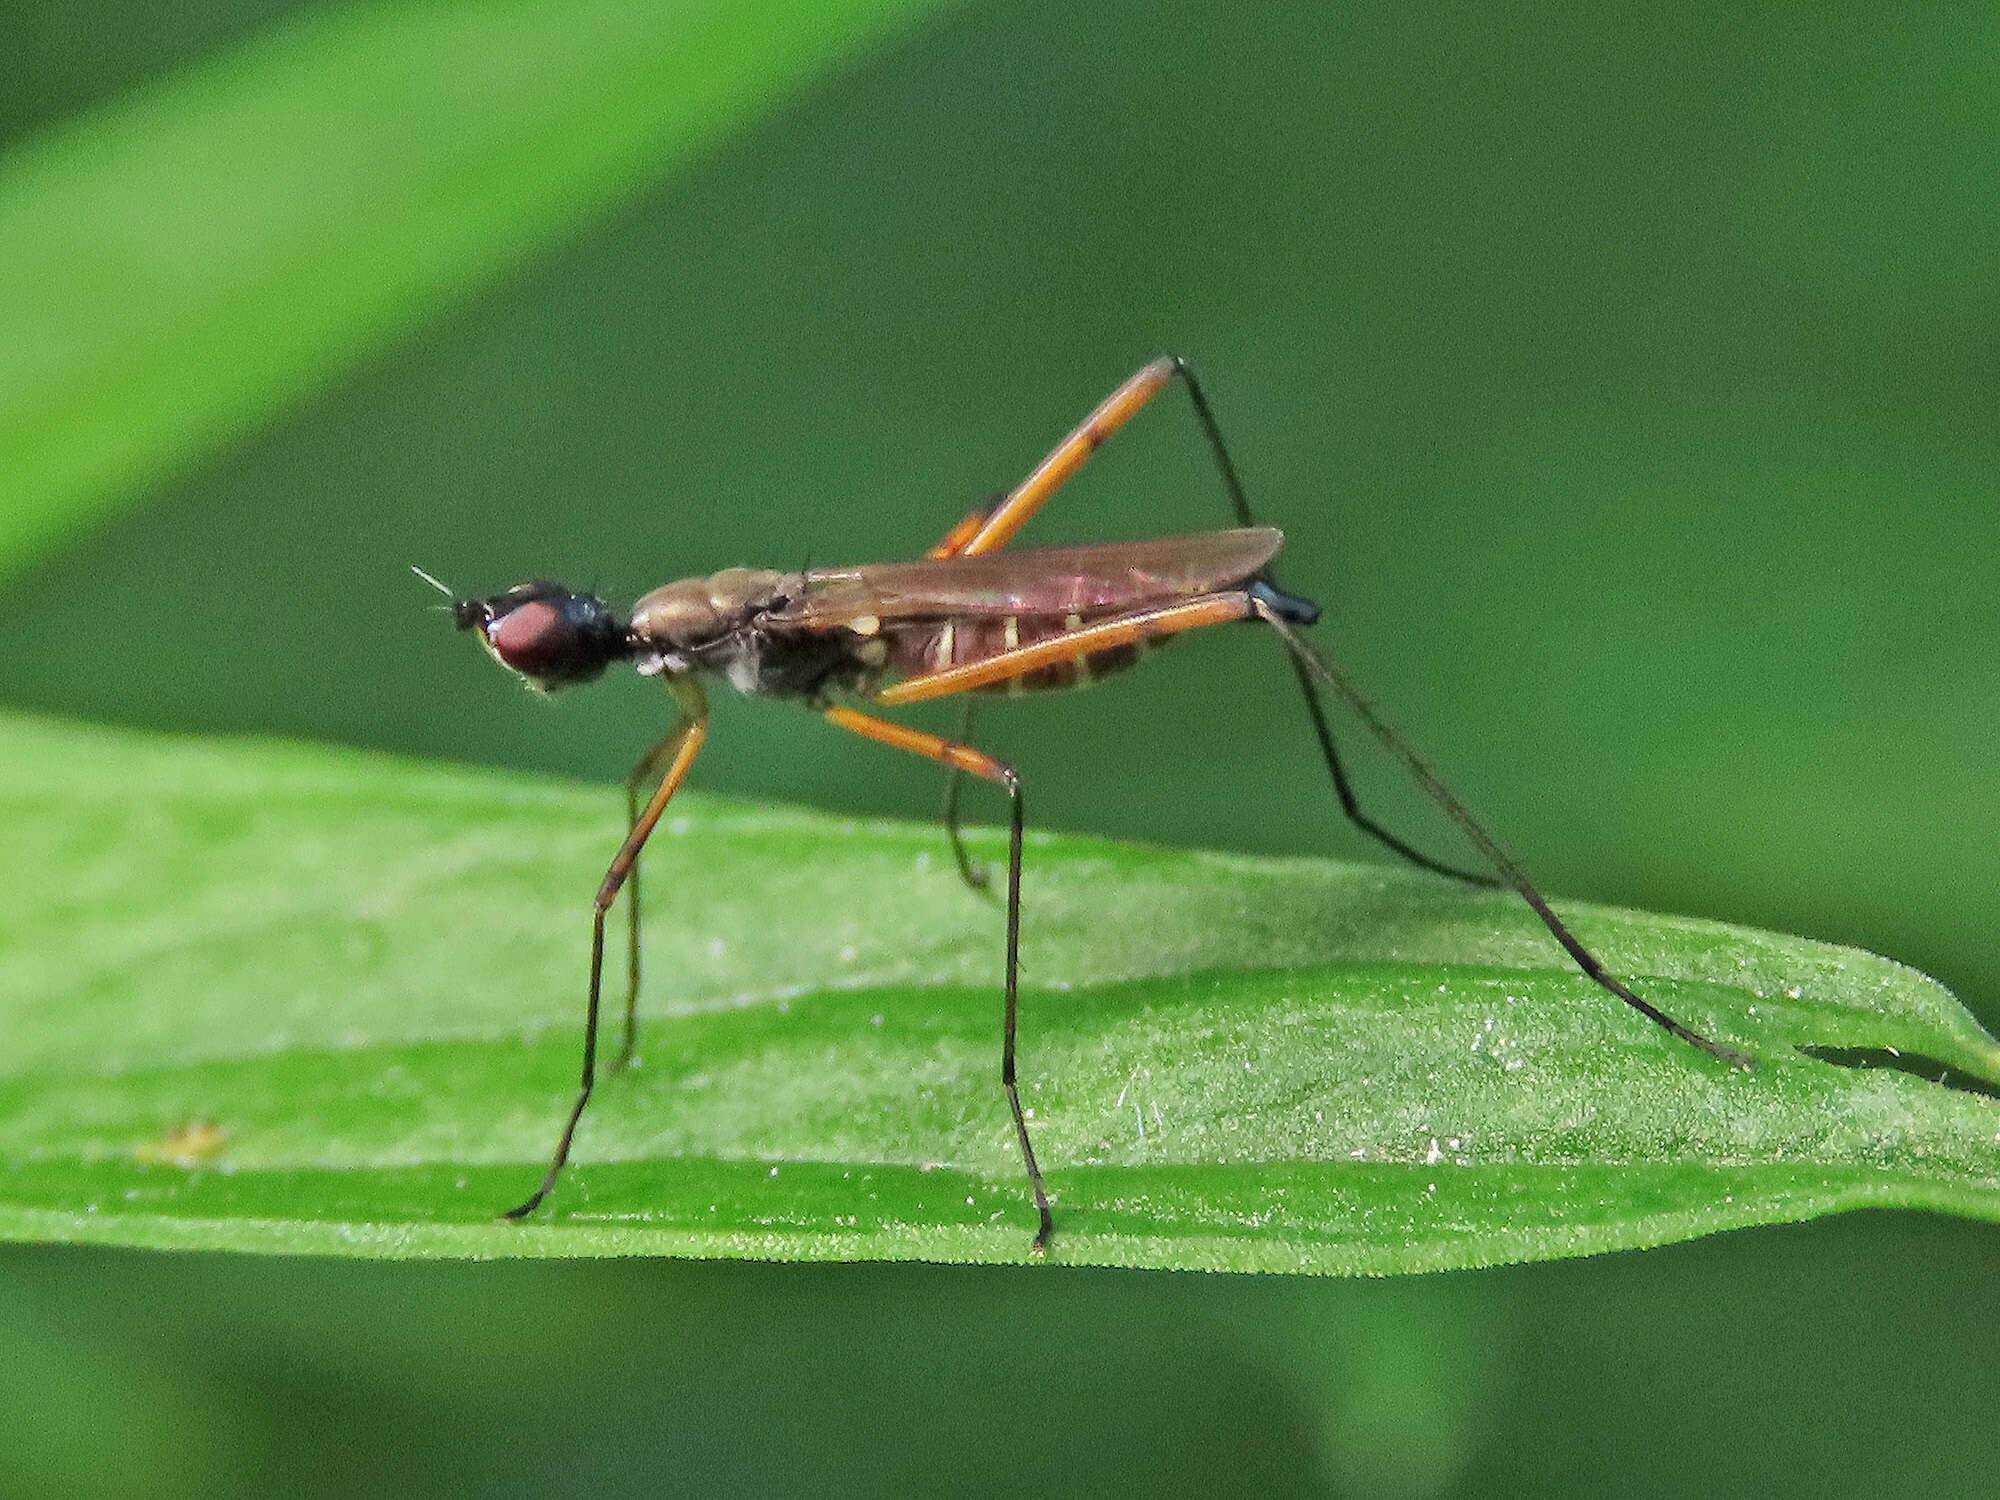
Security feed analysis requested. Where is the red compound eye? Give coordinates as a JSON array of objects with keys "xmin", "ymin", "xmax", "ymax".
[
  {"xmin": 471, "ymin": 583, "xmax": 622, "ymax": 688},
  {"xmin": 488, "ymin": 599, "xmax": 568, "ymax": 675}
]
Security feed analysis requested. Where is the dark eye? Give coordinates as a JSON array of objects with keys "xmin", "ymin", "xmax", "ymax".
[
  {"xmin": 477, "ymin": 584, "xmax": 622, "ymax": 687},
  {"xmin": 488, "ymin": 599, "xmax": 574, "ymax": 677}
]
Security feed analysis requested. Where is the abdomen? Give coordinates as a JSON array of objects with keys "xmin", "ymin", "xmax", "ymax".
[{"xmin": 883, "ymin": 612, "xmax": 1161, "ymax": 696}]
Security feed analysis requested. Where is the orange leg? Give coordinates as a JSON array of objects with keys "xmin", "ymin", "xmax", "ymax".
[
  {"xmin": 925, "ymin": 359, "xmax": 1219, "ymax": 892},
  {"xmin": 821, "ymin": 705, "xmax": 1053, "ymax": 1252},
  {"xmin": 927, "ymin": 507, "xmax": 992, "ymax": 561},
  {"xmin": 876, "ymin": 591, "xmax": 1256, "ymax": 707},
  {"xmin": 930, "ymin": 356, "xmax": 1180, "ymax": 559},
  {"xmin": 613, "ymin": 729, "xmax": 698, "ymax": 1071},
  {"xmin": 933, "ymin": 358, "xmax": 1498, "ymax": 887},
  {"xmin": 505, "ymin": 674, "xmax": 710, "ymax": 1221}
]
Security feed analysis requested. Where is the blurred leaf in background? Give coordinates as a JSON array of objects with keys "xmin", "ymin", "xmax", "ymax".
[
  {"xmin": 5, "ymin": 0, "xmax": 2000, "ymax": 1494},
  {"xmin": 0, "ymin": 0, "xmax": 948, "ymax": 581}
]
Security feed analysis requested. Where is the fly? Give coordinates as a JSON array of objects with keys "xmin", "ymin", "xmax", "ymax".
[{"xmin": 427, "ymin": 355, "xmax": 1753, "ymax": 1251}]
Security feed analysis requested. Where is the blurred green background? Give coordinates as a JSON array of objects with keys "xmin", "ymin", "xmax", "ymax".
[{"xmin": 6, "ymin": 1, "xmax": 2000, "ymax": 1494}]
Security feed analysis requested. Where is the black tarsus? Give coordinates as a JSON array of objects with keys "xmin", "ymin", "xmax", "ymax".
[
  {"xmin": 1166, "ymin": 355, "xmax": 1500, "ymax": 889},
  {"xmin": 993, "ymin": 763, "xmax": 1053, "ymax": 1251},
  {"xmin": 1253, "ymin": 604, "xmax": 1753, "ymax": 1070},
  {"xmin": 930, "ymin": 718, "xmax": 1052, "ymax": 1247},
  {"xmin": 505, "ymin": 706, "xmax": 705, "ymax": 1220},
  {"xmin": 941, "ymin": 701, "xmax": 992, "ymax": 893},
  {"xmin": 502, "ymin": 909, "xmax": 606, "ymax": 1220},
  {"xmin": 1178, "ymin": 355, "xmax": 1748, "ymax": 1065}
]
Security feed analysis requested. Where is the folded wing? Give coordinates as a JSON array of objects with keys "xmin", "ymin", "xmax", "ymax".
[{"xmin": 790, "ymin": 527, "xmax": 1283, "ymax": 626}]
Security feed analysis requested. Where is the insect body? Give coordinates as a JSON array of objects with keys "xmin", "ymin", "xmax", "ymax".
[{"xmin": 435, "ymin": 356, "xmax": 1751, "ymax": 1251}]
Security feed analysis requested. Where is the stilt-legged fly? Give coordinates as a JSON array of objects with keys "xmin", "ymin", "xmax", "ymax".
[{"xmin": 427, "ymin": 356, "xmax": 1752, "ymax": 1251}]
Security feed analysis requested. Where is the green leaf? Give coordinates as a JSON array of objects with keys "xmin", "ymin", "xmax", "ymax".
[
  {"xmin": 4, "ymin": 710, "xmax": 1999, "ymax": 1271},
  {"xmin": 0, "ymin": 0, "xmax": 946, "ymax": 583}
]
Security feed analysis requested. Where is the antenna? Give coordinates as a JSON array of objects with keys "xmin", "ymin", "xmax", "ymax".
[{"xmin": 410, "ymin": 565, "xmax": 457, "ymax": 599}]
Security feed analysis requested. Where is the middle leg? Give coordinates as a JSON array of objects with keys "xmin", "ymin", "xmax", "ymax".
[
  {"xmin": 822, "ymin": 704, "xmax": 1051, "ymax": 1251},
  {"xmin": 939, "ymin": 700, "xmax": 992, "ymax": 892}
]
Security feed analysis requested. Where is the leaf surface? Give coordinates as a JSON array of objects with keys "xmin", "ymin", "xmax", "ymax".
[{"xmin": 4, "ymin": 712, "xmax": 1998, "ymax": 1271}]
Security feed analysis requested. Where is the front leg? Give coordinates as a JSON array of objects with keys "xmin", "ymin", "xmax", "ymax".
[
  {"xmin": 504, "ymin": 675, "xmax": 710, "ymax": 1221},
  {"xmin": 615, "ymin": 731, "xmax": 693, "ymax": 1071}
]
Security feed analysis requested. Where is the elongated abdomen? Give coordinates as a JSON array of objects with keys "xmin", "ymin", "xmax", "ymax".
[{"xmin": 883, "ymin": 611, "xmax": 1163, "ymax": 695}]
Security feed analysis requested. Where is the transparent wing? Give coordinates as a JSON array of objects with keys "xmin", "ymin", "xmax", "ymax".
[{"xmin": 789, "ymin": 527, "xmax": 1283, "ymax": 626}]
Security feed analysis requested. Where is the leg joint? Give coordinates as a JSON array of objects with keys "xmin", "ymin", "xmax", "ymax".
[{"xmin": 1248, "ymin": 576, "xmax": 1321, "ymax": 626}]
